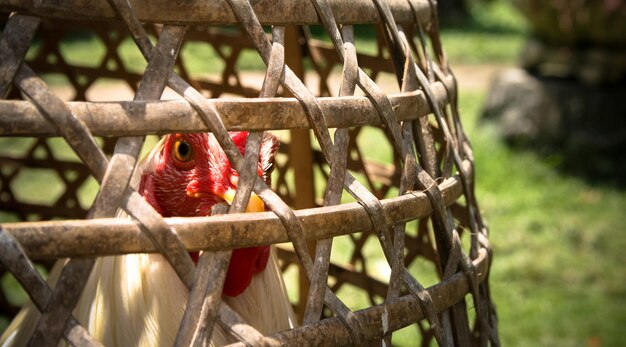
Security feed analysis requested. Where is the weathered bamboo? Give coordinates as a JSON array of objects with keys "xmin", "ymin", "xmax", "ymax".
[
  {"xmin": 0, "ymin": 0, "xmax": 432, "ymax": 25},
  {"xmin": 4, "ymin": 167, "xmax": 464, "ymax": 259},
  {"xmin": 226, "ymin": 248, "xmax": 490, "ymax": 347},
  {"xmin": 0, "ymin": 78, "xmax": 453, "ymax": 137}
]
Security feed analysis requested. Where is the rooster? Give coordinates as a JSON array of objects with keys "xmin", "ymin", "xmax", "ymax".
[{"xmin": 2, "ymin": 131, "xmax": 296, "ymax": 346}]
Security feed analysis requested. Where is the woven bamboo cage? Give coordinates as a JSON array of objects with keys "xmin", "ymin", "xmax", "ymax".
[{"xmin": 0, "ymin": 0, "xmax": 499, "ymax": 346}]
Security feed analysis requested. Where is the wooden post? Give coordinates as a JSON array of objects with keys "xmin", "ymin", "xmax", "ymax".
[{"xmin": 284, "ymin": 26, "xmax": 318, "ymax": 323}]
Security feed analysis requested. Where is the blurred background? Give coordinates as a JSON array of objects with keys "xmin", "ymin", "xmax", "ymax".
[
  {"xmin": 440, "ymin": 1, "xmax": 626, "ymax": 346},
  {"xmin": 1, "ymin": 0, "xmax": 625, "ymax": 346}
]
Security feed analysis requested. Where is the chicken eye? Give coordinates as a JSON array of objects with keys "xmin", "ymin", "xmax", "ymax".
[{"xmin": 173, "ymin": 140, "xmax": 193, "ymax": 162}]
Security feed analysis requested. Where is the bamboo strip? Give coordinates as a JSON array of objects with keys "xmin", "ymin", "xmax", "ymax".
[
  {"xmin": 3, "ymin": 168, "xmax": 464, "ymax": 259},
  {"xmin": 0, "ymin": 76, "xmax": 454, "ymax": 137},
  {"xmin": 227, "ymin": 248, "xmax": 490, "ymax": 347},
  {"xmin": 0, "ymin": 0, "xmax": 432, "ymax": 25}
]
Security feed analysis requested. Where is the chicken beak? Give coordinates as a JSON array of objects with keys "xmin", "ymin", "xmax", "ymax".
[
  {"xmin": 185, "ymin": 186, "xmax": 264, "ymax": 213},
  {"xmin": 219, "ymin": 188, "xmax": 265, "ymax": 213}
]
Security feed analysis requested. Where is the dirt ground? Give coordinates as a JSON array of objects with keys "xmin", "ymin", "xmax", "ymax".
[{"xmin": 450, "ymin": 64, "xmax": 507, "ymax": 91}]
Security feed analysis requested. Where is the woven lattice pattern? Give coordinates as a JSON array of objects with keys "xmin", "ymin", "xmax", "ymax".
[{"xmin": 0, "ymin": 0, "xmax": 498, "ymax": 346}]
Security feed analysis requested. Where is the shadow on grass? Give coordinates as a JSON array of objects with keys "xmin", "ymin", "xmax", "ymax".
[
  {"xmin": 504, "ymin": 140, "xmax": 626, "ymax": 190},
  {"xmin": 481, "ymin": 69, "xmax": 626, "ymax": 190}
]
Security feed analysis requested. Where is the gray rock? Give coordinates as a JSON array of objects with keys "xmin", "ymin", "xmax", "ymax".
[
  {"xmin": 482, "ymin": 68, "xmax": 626, "ymax": 149},
  {"xmin": 481, "ymin": 67, "xmax": 626, "ymax": 184}
]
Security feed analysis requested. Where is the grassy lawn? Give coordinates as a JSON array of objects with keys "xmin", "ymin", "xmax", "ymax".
[
  {"xmin": 442, "ymin": 0, "xmax": 528, "ymax": 65},
  {"xmin": 463, "ymin": 90, "xmax": 626, "ymax": 347},
  {"xmin": 442, "ymin": 4, "xmax": 625, "ymax": 346},
  {"xmin": 2, "ymin": 1, "xmax": 625, "ymax": 346},
  {"xmin": 450, "ymin": 4, "xmax": 625, "ymax": 346}
]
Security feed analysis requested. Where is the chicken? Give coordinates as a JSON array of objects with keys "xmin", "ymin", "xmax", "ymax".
[{"xmin": 1, "ymin": 131, "xmax": 296, "ymax": 346}]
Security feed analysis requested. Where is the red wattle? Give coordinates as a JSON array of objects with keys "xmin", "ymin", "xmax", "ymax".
[
  {"xmin": 189, "ymin": 247, "xmax": 270, "ymax": 297},
  {"xmin": 189, "ymin": 251, "xmax": 200, "ymax": 264},
  {"xmin": 223, "ymin": 246, "xmax": 270, "ymax": 297}
]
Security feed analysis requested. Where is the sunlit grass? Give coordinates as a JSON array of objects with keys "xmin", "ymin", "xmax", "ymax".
[{"xmin": 461, "ymin": 90, "xmax": 626, "ymax": 347}]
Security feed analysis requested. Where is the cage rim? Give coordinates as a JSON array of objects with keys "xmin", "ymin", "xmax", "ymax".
[
  {"xmin": 1, "ymin": 0, "xmax": 434, "ymax": 26},
  {"xmin": 3, "ymin": 163, "xmax": 467, "ymax": 259},
  {"xmin": 0, "ymin": 76, "xmax": 454, "ymax": 137}
]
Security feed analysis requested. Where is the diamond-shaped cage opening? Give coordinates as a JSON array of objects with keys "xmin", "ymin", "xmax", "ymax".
[
  {"xmin": 330, "ymin": 234, "xmax": 357, "ymax": 265},
  {"xmin": 44, "ymin": 138, "xmax": 79, "ymax": 162},
  {"xmin": 36, "ymin": 73, "xmax": 74, "ymax": 100},
  {"xmin": 362, "ymin": 233, "xmax": 391, "ymax": 280},
  {"xmin": 353, "ymin": 24, "xmax": 381, "ymax": 56},
  {"xmin": 59, "ymin": 30, "xmax": 107, "ymax": 68},
  {"xmin": 229, "ymin": 45, "xmax": 265, "ymax": 73},
  {"xmin": 180, "ymin": 41, "xmax": 226, "ymax": 76},
  {"xmin": 10, "ymin": 168, "xmax": 65, "ymax": 206},
  {"xmin": 393, "ymin": 322, "xmax": 429, "ymax": 346},
  {"xmin": 24, "ymin": 39, "xmax": 42, "ymax": 62},
  {"xmin": 334, "ymin": 282, "xmax": 372, "ymax": 311},
  {"xmin": 0, "ymin": 138, "xmax": 36, "ymax": 157},
  {"xmin": 85, "ymin": 77, "xmax": 136, "ymax": 101},
  {"xmin": 76, "ymin": 175, "xmax": 99, "ymax": 210},
  {"xmin": 277, "ymin": 255, "xmax": 300, "ymax": 304},
  {"xmin": 351, "ymin": 126, "xmax": 399, "ymax": 198},
  {"xmin": 456, "ymin": 215, "xmax": 475, "ymax": 256},
  {"xmin": 0, "ymin": 211, "xmax": 19, "ymax": 224},
  {"xmin": 116, "ymin": 36, "xmax": 149, "ymax": 75},
  {"xmin": 273, "ymin": 154, "xmax": 294, "ymax": 203},
  {"xmin": 1, "ymin": 273, "xmax": 30, "ymax": 310},
  {"xmin": 1, "ymin": 263, "xmax": 51, "ymax": 311},
  {"xmin": 0, "ymin": 188, "xmax": 9, "ymax": 204},
  {"xmin": 406, "ymin": 250, "xmax": 443, "ymax": 288}
]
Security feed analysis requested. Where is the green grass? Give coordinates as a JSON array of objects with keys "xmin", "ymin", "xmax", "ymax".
[
  {"xmin": 461, "ymin": 90, "xmax": 626, "ymax": 347},
  {"xmin": 441, "ymin": 1, "xmax": 528, "ymax": 65}
]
